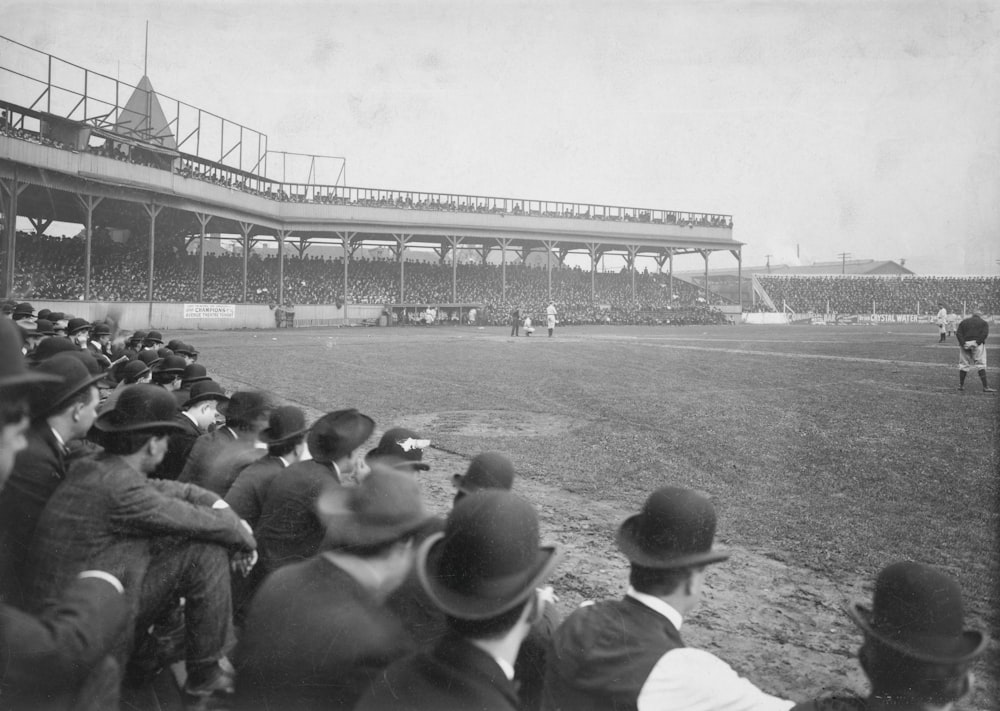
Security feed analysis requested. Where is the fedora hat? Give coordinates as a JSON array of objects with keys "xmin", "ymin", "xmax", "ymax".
[
  {"xmin": 181, "ymin": 363, "xmax": 211, "ymax": 386},
  {"xmin": 66, "ymin": 317, "xmax": 91, "ymax": 335},
  {"xmin": 307, "ymin": 408, "xmax": 376, "ymax": 463},
  {"xmin": 367, "ymin": 427, "xmax": 430, "ymax": 471},
  {"xmin": 222, "ymin": 391, "xmax": 271, "ymax": 425},
  {"xmin": 185, "ymin": 380, "xmax": 229, "ymax": 407},
  {"xmin": 120, "ymin": 359, "xmax": 152, "ymax": 384},
  {"xmin": 616, "ymin": 486, "xmax": 729, "ymax": 570},
  {"xmin": 0, "ymin": 319, "xmax": 59, "ymax": 393},
  {"xmin": 847, "ymin": 561, "xmax": 987, "ymax": 664},
  {"xmin": 418, "ymin": 491, "xmax": 561, "ymax": 620},
  {"xmin": 453, "ymin": 452, "xmax": 515, "ymax": 495},
  {"xmin": 260, "ymin": 405, "xmax": 308, "ymax": 445},
  {"xmin": 93, "ymin": 384, "xmax": 184, "ymax": 434},
  {"xmin": 317, "ymin": 465, "xmax": 431, "ymax": 548},
  {"xmin": 28, "ymin": 353, "xmax": 106, "ymax": 418}
]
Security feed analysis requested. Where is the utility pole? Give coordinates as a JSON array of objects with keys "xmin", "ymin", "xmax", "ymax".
[
  {"xmin": 765, "ymin": 254, "xmax": 772, "ymax": 273},
  {"xmin": 837, "ymin": 252, "xmax": 851, "ymax": 274}
]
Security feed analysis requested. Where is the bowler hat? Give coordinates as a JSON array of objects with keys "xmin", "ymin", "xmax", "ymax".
[
  {"xmin": 1, "ymin": 300, "xmax": 16, "ymax": 315},
  {"xmin": 166, "ymin": 339, "xmax": 184, "ymax": 351},
  {"xmin": 28, "ymin": 353, "xmax": 105, "ymax": 418},
  {"xmin": 181, "ymin": 363, "xmax": 210, "ymax": 386},
  {"xmin": 174, "ymin": 342, "xmax": 198, "ymax": 357},
  {"xmin": 92, "ymin": 323, "xmax": 112, "ymax": 338},
  {"xmin": 317, "ymin": 465, "xmax": 431, "ymax": 548},
  {"xmin": 223, "ymin": 391, "xmax": 271, "ymax": 425},
  {"xmin": 156, "ymin": 347, "xmax": 174, "ymax": 359},
  {"xmin": 144, "ymin": 330, "xmax": 164, "ymax": 345},
  {"xmin": 120, "ymin": 359, "xmax": 152, "ymax": 383},
  {"xmin": 136, "ymin": 350, "xmax": 163, "ymax": 368},
  {"xmin": 453, "ymin": 452, "xmax": 514, "ymax": 495},
  {"xmin": 48, "ymin": 312, "xmax": 65, "ymax": 323},
  {"xmin": 13, "ymin": 302, "xmax": 34, "ymax": 318},
  {"xmin": 847, "ymin": 561, "xmax": 987, "ymax": 664},
  {"xmin": 66, "ymin": 317, "xmax": 91, "ymax": 335},
  {"xmin": 93, "ymin": 384, "xmax": 184, "ymax": 434},
  {"xmin": 31, "ymin": 319, "xmax": 55, "ymax": 337},
  {"xmin": 27, "ymin": 336, "xmax": 77, "ymax": 363},
  {"xmin": 185, "ymin": 380, "xmax": 229, "ymax": 407},
  {"xmin": 418, "ymin": 491, "xmax": 560, "ymax": 620},
  {"xmin": 615, "ymin": 486, "xmax": 729, "ymax": 570},
  {"xmin": 129, "ymin": 330, "xmax": 148, "ymax": 345},
  {"xmin": 37, "ymin": 309, "xmax": 51, "ymax": 321},
  {"xmin": 260, "ymin": 405, "xmax": 308, "ymax": 445},
  {"xmin": 307, "ymin": 408, "xmax": 375, "ymax": 463},
  {"xmin": 63, "ymin": 350, "xmax": 103, "ymax": 376},
  {"xmin": 367, "ymin": 427, "xmax": 430, "ymax": 471},
  {"xmin": 155, "ymin": 355, "xmax": 186, "ymax": 374},
  {"xmin": 0, "ymin": 319, "xmax": 59, "ymax": 393}
]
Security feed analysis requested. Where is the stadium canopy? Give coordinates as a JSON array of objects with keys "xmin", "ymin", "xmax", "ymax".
[{"xmin": 114, "ymin": 76, "xmax": 177, "ymax": 149}]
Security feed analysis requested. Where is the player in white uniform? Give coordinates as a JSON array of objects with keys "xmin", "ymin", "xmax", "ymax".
[
  {"xmin": 935, "ymin": 303, "xmax": 947, "ymax": 343},
  {"xmin": 546, "ymin": 302, "xmax": 557, "ymax": 337}
]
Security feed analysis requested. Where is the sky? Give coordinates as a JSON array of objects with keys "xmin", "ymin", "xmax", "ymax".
[{"xmin": 4, "ymin": 0, "xmax": 999, "ymax": 275}]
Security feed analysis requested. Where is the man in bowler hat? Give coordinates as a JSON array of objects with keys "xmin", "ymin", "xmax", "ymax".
[
  {"xmin": 235, "ymin": 466, "xmax": 431, "ymax": 711},
  {"xmin": 793, "ymin": 561, "xmax": 987, "ymax": 711},
  {"xmin": 0, "ymin": 354, "xmax": 105, "ymax": 608},
  {"xmin": 179, "ymin": 390, "xmax": 271, "ymax": 496},
  {"xmin": 24, "ymin": 384, "xmax": 257, "ymax": 700},
  {"xmin": 542, "ymin": 486, "xmax": 792, "ymax": 711},
  {"xmin": 0, "ymin": 318, "xmax": 129, "ymax": 710},
  {"xmin": 358, "ymin": 490, "xmax": 562, "ymax": 711},
  {"xmin": 155, "ymin": 380, "xmax": 230, "ymax": 480}
]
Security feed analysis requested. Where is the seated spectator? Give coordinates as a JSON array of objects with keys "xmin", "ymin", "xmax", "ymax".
[
  {"xmin": 234, "ymin": 466, "xmax": 432, "ymax": 711},
  {"xmin": 0, "ymin": 319, "xmax": 129, "ymax": 711},
  {"xmin": 178, "ymin": 390, "xmax": 271, "ymax": 496},
  {"xmin": 542, "ymin": 486, "xmax": 793, "ymax": 711},
  {"xmin": 24, "ymin": 384, "xmax": 257, "ymax": 701},
  {"xmin": 792, "ymin": 561, "xmax": 987, "ymax": 711},
  {"xmin": 358, "ymin": 490, "xmax": 562, "ymax": 711},
  {"xmin": 156, "ymin": 380, "xmax": 229, "ymax": 481}
]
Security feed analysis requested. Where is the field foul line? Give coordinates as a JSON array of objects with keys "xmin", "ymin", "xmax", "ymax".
[{"xmin": 641, "ymin": 342, "xmax": 995, "ymax": 369}]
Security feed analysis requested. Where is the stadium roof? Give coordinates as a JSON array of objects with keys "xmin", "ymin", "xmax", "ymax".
[
  {"xmin": 113, "ymin": 75, "xmax": 177, "ymax": 149},
  {"xmin": 677, "ymin": 259, "xmax": 914, "ymax": 279}
]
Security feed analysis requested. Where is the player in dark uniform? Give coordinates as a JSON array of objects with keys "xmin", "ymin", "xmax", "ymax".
[{"xmin": 955, "ymin": 309, "xmax": 994, "ymax": 393}]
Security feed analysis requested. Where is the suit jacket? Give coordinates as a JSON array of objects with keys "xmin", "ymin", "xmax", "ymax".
[
  {"xmin": 252, "ymin": 460, "xmax": 339, "ymax": 574},
  {"xmin": 356, "ymin": 634, "xmax": 522, "ymax": 711},
  {"xmin": 234, "ymin": 555, "xmax": 415, "ymax": 711},
  {"xmin": 0, "ymin": 576, "xmax": 129, "ymax": 711},
  {"xmin": 179, "ymin": 427, "xmax": 262, "ymax": 497},
  {"xmin": 224, "ymin": 455, "xmax": 288, "ymax": 531},
  {"xmin": 154, "ymin": 413, "xmax": 202, "ymax": 480},
  {"xmin": 0, "ymin": 424, "xmax": 66, "ymax": 608},
  {"xmin": 25, "ymin": 453, "xmax": 255, "ymax": 614}
]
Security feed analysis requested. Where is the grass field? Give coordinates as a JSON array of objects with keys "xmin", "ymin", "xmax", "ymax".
[{"xmin": 189, "ymin": 321, "xmax": 997, "ymax": 705}]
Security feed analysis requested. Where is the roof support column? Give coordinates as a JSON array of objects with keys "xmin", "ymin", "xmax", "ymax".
[
  {"xmin": 27, "ymin": 217, "xmax": 53, "ymax": 236},
  {"xmin": 587, "ymin": 243, "xmax": 602, "ymax": 302},
  {"xmin": 141, "ymin": 202, "xmax": 163, "ymax": 303},
  {"xmin": 277, "ymin": 230, "xmax": 291, "ymax": 309},
  {"xmin": 337, "ymin": 231, "xmax": 356, "ymax": 323},
  {"xmin": 731, "ymin": 248, "xmax": 743, "ymax": 314},
  {"xmin": 76, "ymin": 194, "xmax": 103, "ymax": 301},
  {"xmin": 194, "ymin": 212, "xmax": 212, "ymax": 303},
  {"xmin": 498, "ymin": 237, "xmax": 512, "ymax": 303},
  {"xmin": 1, "ymin": 177, "xmax": 27, "ymax": 299},
  {"xmin": 393, "ymin": 234, "xmax": 412, "ymax": 303},
  {"xmin": 699, "ymin": 249, "xmax": 711, "ymax": 301},
  {"xmin": 627, "ymin": 245, "xmax": 640, "ymax": 302},
  {"xmin": 542, "ymin": 240, "xmax": 558, "ymax": 302},
  {"xmin": 667, "ymin": 248, "xmax": 674, "ymax": 299},
  {"xmin": 447, "ymin": 236, "xmax": 464, "ymax": 304},
  {"xmin": 239, "ymin": 221, "xmax": 253, "ymax": 303}
]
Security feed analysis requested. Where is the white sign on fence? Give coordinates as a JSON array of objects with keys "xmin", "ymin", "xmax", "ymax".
[{"xmin": 183, "ymin": 303, "xmax": 236, "ymax": 319}]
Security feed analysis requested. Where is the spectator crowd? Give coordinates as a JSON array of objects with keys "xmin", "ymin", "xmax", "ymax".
[{"xmin": 0, "ymin": 311, "xmax": 990, "ymax": 711}]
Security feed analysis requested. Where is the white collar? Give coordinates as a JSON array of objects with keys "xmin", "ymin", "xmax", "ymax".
[
  {"xmin": 468, "ymin": 641, "xmax": 516, "ymax": 681},
  {"xmin": 626, "ymin": 585, "xmax": 684, "ymax": 630},
  {"xmin": 182, "ymin": 410, "xmax": 201, "ymax": 428},
  {"xmin": 277, "ymin": 455, "xmax": 292, "ymax": 468}
]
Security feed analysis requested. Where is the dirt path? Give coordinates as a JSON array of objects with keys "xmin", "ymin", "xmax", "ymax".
[{"xmin": 216, "ymin": 373, "xmax": 995, "ymax": 709}]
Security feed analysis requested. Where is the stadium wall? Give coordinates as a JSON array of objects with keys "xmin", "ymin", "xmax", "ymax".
[{"xmin": 25, "ymin": 301, "xmax": 384, "ymax": 330}]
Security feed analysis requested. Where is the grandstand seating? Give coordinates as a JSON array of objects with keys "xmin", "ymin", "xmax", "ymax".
[{"xmin": 757, "ymin": 274, "xmax": 1000, "ymax": 314}]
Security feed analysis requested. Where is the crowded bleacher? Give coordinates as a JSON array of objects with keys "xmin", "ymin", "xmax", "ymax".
[{"xmin": 757, "ymin": 274, "xmax": 1000, "ymax": 314}]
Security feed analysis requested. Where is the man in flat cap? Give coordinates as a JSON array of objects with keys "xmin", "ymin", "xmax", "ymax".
[
  {"xmin": 0, "ymin": 318, "xmax": 129, "ymax": 710},
  {"xmin": 0, "ymin": 354, "xmax": 104, "ymax": 608},
  {"xmin": 793, "ymin": 561, "xmax": 987, "ymax": 711},
  {"xmin": 235, "ymin": 466, "xmax": 431, "ymax": 711},
  {"xmin": 25, "ymin": 384, "xmax": 257, "ymax": 700},
  {"xmin": 358, "ymin": 490, "xmax": 562, "ymax": 711},
  {"xmin": 543, "ymin": 486, "xmax": 792, "ymax": 711},
  {"xmin": 179, "ymin": 390, "xmax": 271, "ymax": 496}
]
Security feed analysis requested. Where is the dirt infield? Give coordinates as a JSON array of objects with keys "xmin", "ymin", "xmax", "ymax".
[{"xmin": 201, "ymin": 323, "xmax": 996, "ymax": 709}]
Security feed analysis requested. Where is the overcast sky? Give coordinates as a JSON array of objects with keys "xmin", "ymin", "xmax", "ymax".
[{"xmin": 5, "ymin": 0, "xmax": 999, "ymax": 274}]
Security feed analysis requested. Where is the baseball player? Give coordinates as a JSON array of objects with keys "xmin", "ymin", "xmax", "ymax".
[
  {"xmin": 546, "ymin": 302, "xmax": 557, "ymax": 337},
  {"xmin": 935, "ymin": 303, "xmax": 947, "ymax": 343},
  {"xmin": 955, "ymin": 309, "xmax": 994, "ymax": 393}
]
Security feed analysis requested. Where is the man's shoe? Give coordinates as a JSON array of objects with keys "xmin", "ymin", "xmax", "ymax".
[
  {"xmin": 958, "ymin": 386, "xmax": 964, "ymax": 391},
  {"xmin": 985, "ymin": 387, "xmax": 997, "ymax": 393}
]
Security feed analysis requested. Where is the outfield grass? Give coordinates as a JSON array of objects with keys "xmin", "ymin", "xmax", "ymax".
[{"xmin": 201, "ymin": 322, "xmax": 998, "ymax": 626}]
